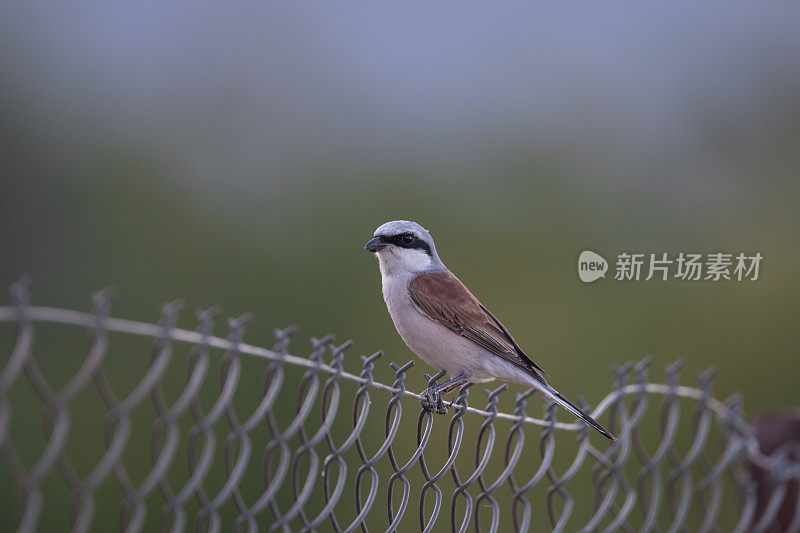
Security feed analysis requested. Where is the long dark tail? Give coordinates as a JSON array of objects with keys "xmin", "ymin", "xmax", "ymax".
[{"xmin": 529, "ymin": 380, "xmax": 616, "ymax": 441}]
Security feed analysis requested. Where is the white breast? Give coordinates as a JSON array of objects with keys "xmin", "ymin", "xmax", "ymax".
[{"xmin": 380, "ymin": 269, "xmax": 493, "ymax": 380}]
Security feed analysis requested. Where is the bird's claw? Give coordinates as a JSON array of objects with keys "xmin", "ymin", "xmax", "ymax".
[{"xmin": 420, "ymin": 389, "xmax": 449, "ymax": 415}]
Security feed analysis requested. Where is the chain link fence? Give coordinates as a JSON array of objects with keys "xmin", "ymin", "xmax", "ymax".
[{"xmin": 1, "ymin": 280, "xmax": 798, "ymax": 532}]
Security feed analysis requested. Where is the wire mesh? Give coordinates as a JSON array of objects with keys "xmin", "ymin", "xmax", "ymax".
[{"xmin": 0, "ymin": 279, "xmax": 798, "ymax": 532}]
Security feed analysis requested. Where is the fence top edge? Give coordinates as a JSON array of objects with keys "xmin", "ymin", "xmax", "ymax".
[{"xmin": 0, "ymin": 304, "xmax": 790, "ymax": 475}]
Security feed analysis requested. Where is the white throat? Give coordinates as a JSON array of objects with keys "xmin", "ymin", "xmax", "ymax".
[{"xmin": 376, "ymin": 247, "xmax": 433, "ymax": 279}]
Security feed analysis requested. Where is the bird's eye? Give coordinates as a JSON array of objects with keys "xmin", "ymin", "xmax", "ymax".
[{"xmin": 401, "ymin": 234, "xmax": 415, "ymax": 246}]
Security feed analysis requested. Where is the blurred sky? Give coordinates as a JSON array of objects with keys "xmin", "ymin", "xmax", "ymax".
[{"xmin": 3, "ymin": 2, "xmax": 800, "ymax": 192}]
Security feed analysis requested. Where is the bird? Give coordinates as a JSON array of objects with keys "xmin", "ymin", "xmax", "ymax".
[{"xmin": 364, "ymin": 220, "xmax": 615, "ymax": 440}]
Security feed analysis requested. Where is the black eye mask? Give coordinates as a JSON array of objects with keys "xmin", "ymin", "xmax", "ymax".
[{"xmin": 385, "ymin": 233, "xmax": 432, "ymax": 256}]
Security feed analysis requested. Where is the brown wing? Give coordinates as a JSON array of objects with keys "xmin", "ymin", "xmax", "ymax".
[{"xmin": 408, "ymin": 271, "xmax": 548, "ymax": 380}]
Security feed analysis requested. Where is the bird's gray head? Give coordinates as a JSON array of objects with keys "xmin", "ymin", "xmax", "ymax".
[{"xmin": 364, "ymin": 220, "xmax": 445, "ymax": 276}]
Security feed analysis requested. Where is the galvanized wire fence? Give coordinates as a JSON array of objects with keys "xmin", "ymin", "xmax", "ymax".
[{"xmin": 0, "ymin": 280, "xmax": 798, "ymax": 532}]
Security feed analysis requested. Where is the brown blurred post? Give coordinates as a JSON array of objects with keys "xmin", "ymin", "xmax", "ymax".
[{"xmin": 750, "ymin": 411, "xmax": 800, "ymax": 531}]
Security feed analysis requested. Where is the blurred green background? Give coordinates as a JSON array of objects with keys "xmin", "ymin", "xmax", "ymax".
[{"xmin": 1, "ymin": 3, "xmax": 799, "ymax": 531}]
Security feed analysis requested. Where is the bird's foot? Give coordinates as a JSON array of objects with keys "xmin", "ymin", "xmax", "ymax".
[{"xmin": 420, "ymin": 389, "xmax": 449, "ymax": 415}]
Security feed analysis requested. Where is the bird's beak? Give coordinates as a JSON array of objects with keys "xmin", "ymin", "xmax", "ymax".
[{"xmin": 364, "ymin": 237, "xmax": 387, "ymax": 252}]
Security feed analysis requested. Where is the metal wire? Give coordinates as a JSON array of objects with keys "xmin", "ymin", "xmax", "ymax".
[{"xmin": 0, "ymin": 279, "xmax": 798, "ymax": 532}]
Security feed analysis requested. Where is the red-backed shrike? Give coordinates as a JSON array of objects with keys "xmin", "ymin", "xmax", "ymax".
[{"xmin": 365, "ymin": 220, "xmax": 614, "ymax": 440}]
